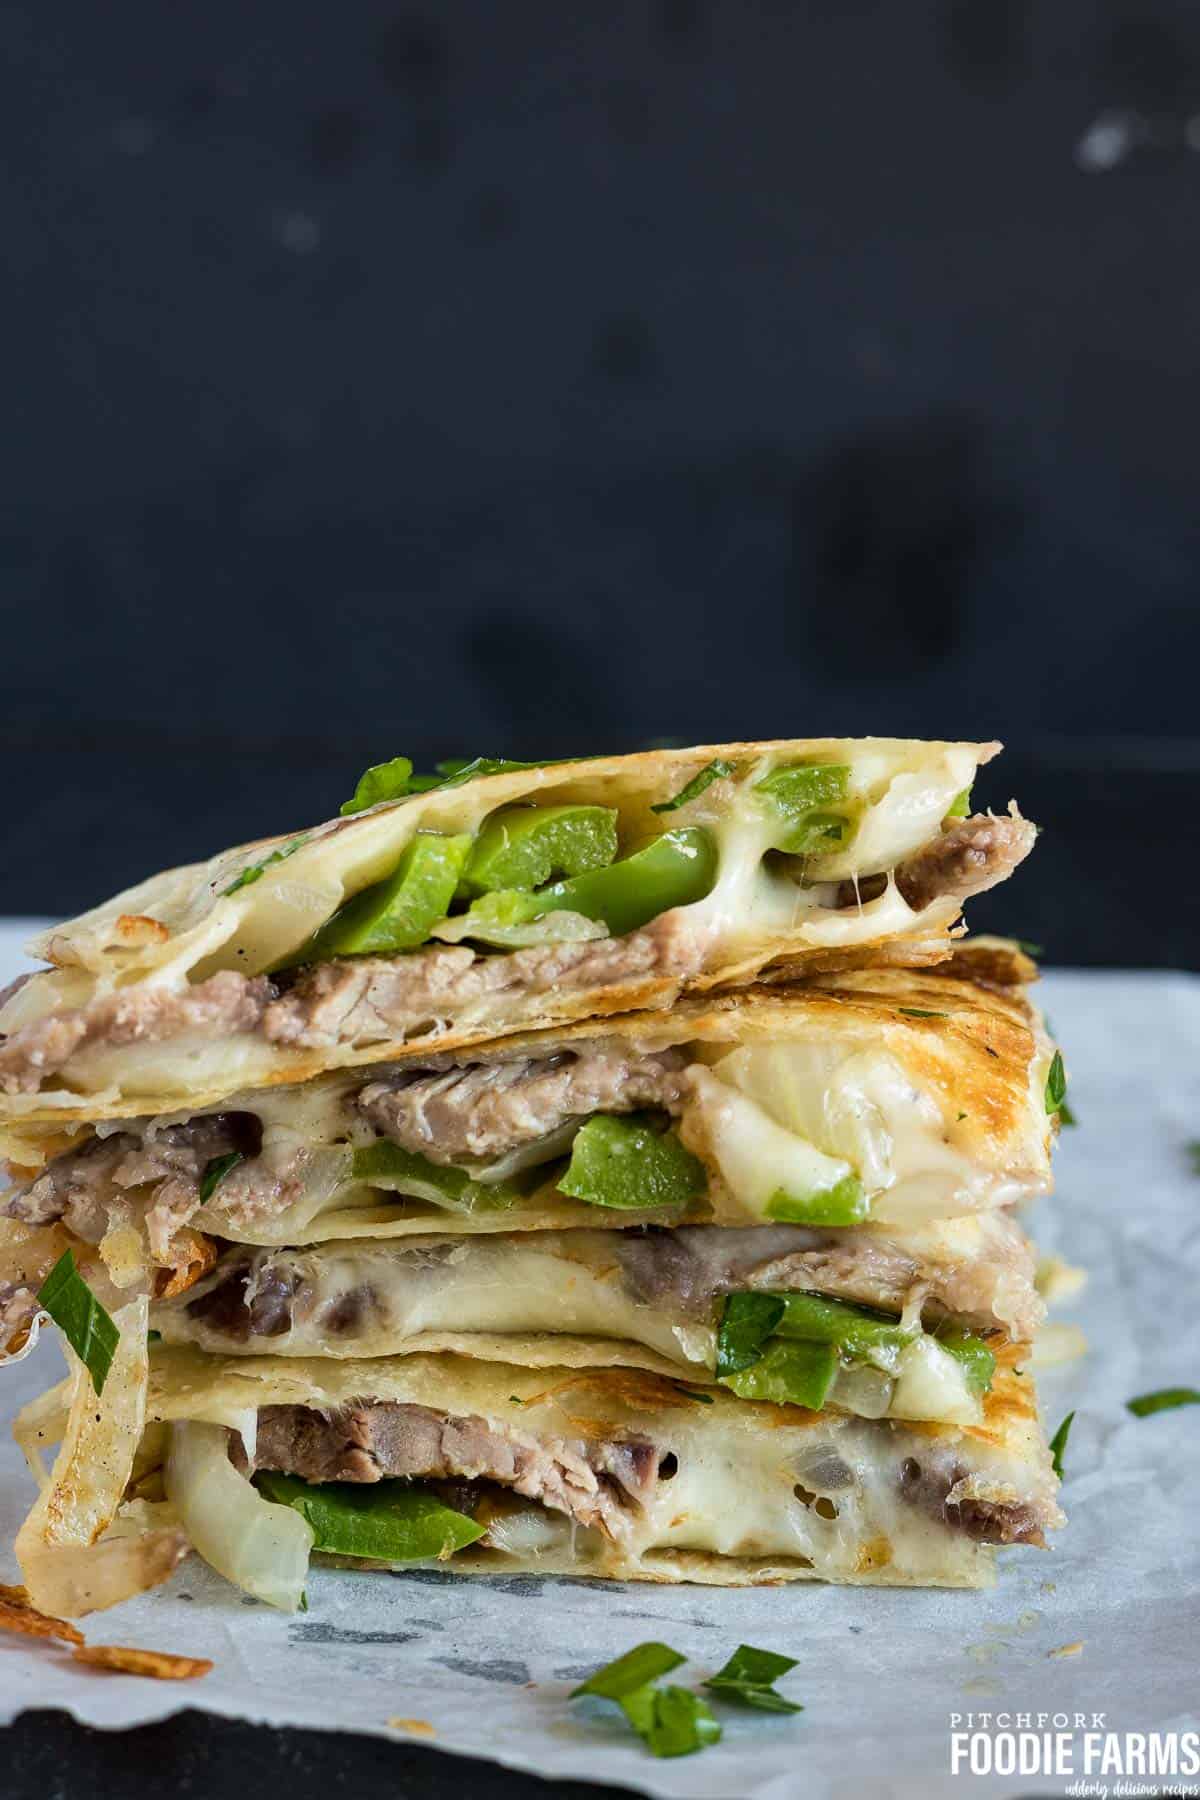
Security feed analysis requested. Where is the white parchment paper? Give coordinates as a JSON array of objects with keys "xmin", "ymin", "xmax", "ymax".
[{"xmin": 0, "ymin": 918, "xmax": 1197, "ymax": 1799}]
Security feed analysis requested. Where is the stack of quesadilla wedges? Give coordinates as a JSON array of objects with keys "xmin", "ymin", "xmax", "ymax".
[{"xmin": 0, "ymin": 740, "xmax": 1066, "ymax": 1614}]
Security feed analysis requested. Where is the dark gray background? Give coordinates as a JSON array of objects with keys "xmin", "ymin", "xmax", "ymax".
[
  {"xmin": 3, "ymin": 2, "xmax": 1197, "ymax": 1794},
  {"xmin": 2, "ymin": 0, "xmax": 1198, "ymax": 962}
]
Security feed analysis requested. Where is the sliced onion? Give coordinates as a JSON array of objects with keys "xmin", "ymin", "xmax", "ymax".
[
  {"xmin": 827, "ymin": 1361, "xmax": 894, "ymax": 1419},
  {"xmin": 165, "ymin": 1420, "xmax": 313, "ymax": 1610},
  {"xmin": 471, "ymin": 1119, "xmax": 583, "ymax": 1185},
  {"xmin": 484, "ymin": 1503, "xmax": 573, "ymax": 1559}
]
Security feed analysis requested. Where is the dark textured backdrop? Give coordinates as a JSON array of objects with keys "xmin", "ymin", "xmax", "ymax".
[{"xmin": 3, "ymin": 0, "xmax": 1199, "ymax": 962}]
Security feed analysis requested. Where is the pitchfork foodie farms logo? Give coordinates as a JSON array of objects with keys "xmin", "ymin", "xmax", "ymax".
[{"xmin": 948, "ymin": 1712, "xmax": 1200, "ymax": 1792}]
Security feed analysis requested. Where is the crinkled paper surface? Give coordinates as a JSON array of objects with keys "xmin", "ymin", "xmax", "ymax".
[{"xmin": 0, "ymin": 919, "xmax": 1196, "ymax": 1799}]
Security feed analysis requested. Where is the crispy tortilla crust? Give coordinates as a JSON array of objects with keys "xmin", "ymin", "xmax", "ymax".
[
  {"xmin": 0, "ymin": 739, "xmax": 1005, "ymax": 1124},
  {"xmin": 0, "ymin": 957, "xmax": 1055, "ymax": 1198}
]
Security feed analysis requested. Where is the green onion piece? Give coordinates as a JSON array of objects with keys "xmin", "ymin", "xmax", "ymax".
[
  {"xmin": 945, "ymin": 786, "xmax": 972, "ymax": 818},
  {"xmin": 1048, "ymin": 1410, "xmax": 1075, "ymax": 1479},
  {"xmin": 651, "ymin": 760, "xmax": 734, "ymax": 814},
  {"xmin": 198, "ymin": 1151, "xmax": 246, "ymax": 1205},
  {"xmin": 558, "ymin": 1115, "xmax": 707, "ymax": 1212},
  {"xmin": 571, "ymin": 1642, "xmax": 686, "ymax": 1699},
  {"xmin": 620, "ymin": 1687, "xmax": 722, "ymax": 1758},
  {"xmin": 461, "ymin": 805, "xmax": 618, "ymax": 896},
  {"xmin": 255, "ymin": 1472, "xmax": 485, "ymax": 1561},
  {"xmin": 703, "ymin": 1644, "xmax": 802, "ymax": 1714},
  {"xmin": 223, "ymin": 835, "xmax": 312, "ymax": 897},
  {"xmin": 340, "ymin": 756, "xmax": 417, "ymax": 816},
  {"xmin": 715, "ymin": 1293, "xmax": 786, "ymax": 1376},
  {"xmin": 1126, "ymin": 1387, "xmax": 1200, "ymax": 1418},
  {"xmin": 932, "ymin": 1326, "xmax": 997, "ymax": 1395},
  {"xmin": 721, "ymin": 1340, "xmax": 838, "ymax": 1409},
  {"xmin": 1044, "ymin": 1050, "xmax": 1068, "ymax": 1116},
  {"xmin": 351, "ymin": 1141, "xmax": 530, "ymax": 1213},
  {"xmin": 36, "ymin": 1250, "xmax": 120, "ymax": 1397}
]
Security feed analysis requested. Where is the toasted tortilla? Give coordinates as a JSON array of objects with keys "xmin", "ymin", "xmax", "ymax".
[
  {"xmin": 0, "ymin": 739, "xmax": 1023, "ymax": 1122},
  {"xmin": 136, "ymin": 1346, "xmax": 1062, "ymax": 1588}
]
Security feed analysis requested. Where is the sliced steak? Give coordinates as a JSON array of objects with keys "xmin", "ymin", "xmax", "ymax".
[
  {"xmin": 0, "ymin": 972, "xmax": 273, "ymax": 1096},
  {"xmin": 249, "ymin": 1402, "xmax": 659, "ymax": 1541},
  {"xmin": 893, "ymin": 812, "xmax": 1036, "ymax": 911},
  {"xmin": 615, "ymin": 1222, "xmax": 1040, "ymax": 1339},
  {"xmin": 261, "ymin": 925, "xmax": 692, "ymax": 1054},
  {"xmin": 6, "ymin": 1112, "xmax": 258, "ymax": 1262},
  {"xmin": 356, "ymin": 1045, "xmax": 690, "ymax": 1166},
  {"xmin": 897, "ymin": 1449, "xmax": 1057, "ymax": 1547}
]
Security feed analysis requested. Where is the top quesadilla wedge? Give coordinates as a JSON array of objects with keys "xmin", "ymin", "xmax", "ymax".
[{"xmin": 0, "ymin": 739, "xmax": 1034, "ymax": 1123}]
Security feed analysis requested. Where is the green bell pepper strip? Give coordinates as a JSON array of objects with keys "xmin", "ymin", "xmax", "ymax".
[
  {"xmin": 351, "ymin": 1141, "xmax": 532, "ymax": 1213},
  {"xmin": 932, "ymin": 1325, "xmax": 996, "ymax": 1394},
  {"xmin": 754, "ymin": 763, "xmax": 853, "ymax": 855},
  {"xmin": 720, "ymin": 1339, "xmax": 838, "ymax": 1409},
  {"xmin": 289, "ymin": 833, "xmax": 473, "ymax": 963},
  {"xmin": 528, "ymin": 826, "xmax": 718, "ymax": 937},
  {"xmin": 460, "ymin": 805, "xmax": 618, "ymax": 896},
  {"xmin": 557, "ymin": 1114, "xmax": 707, "ymax": 1211},
  {"xmin": 764, "ymin": 1172, "xmax": 869, "ymax": 1226},
  {"xmin": 945, "ymin": 785, "xmax": 973, "ymax": 819},
  {"xmin": 255, "ymin": 1473, "xmax": 485, "ymax": 1561},
  {"xmin": 773, "ymin": 1291, "xmax": 916, "ymax": 1363}
]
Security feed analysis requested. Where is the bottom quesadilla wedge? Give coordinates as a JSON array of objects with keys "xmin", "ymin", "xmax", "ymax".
[{"xmin": 15, "ymin": 1342, "xmax": 1062, "ymax": 1607}]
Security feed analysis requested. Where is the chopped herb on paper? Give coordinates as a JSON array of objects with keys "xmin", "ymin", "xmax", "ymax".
[
  {"xmin": 1044, "ymin": 1050, "xmax": 1068, "ymax": 1117},
  {"xmin": 1126, "ymin": 1387, "xmax": 1200, "ymax": 1418},
  {"xmin": 37, "ymin": 1251, "xmax": 119, "ymax": 1396},
  {"xmin": 703, "ymin": 1644, "xmax": 803, "ymax": 1714},
  {"xmin": 571, "ymin": 1643, "xmax": 686, "ymax": 1700},
  {"xmin": 198, "ymin": 1152, "xmax": 246, "ymax": 1205},
  {"xmin": 651, "ymin": 759, "xmax": 734, "ymax": 814},
  {"xmin": 223, "ymin": 835, "xmax": 312, "ymax": 896},
  {"xmin": 571, "ymin": 1645, "xmax": 720, "ymax": 1759},
  {"xmin": 1048, "ymin": 1410, "xmax": 1075, "ymax": 1479}
]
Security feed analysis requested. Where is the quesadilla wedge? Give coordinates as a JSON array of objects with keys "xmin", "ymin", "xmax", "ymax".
[
  {"xmin": 153, "ymin": 1211, "xmax": 1042, "ymax": 1429},
  {"xmin": 14, "ymin": 1343, "xmax": 1063, "ymax": 1606},
  {"xmin": 0, "ymin": 739, "xmax": 1035, "ymax": 1122},
  {"xmin": 2, "ymin": 959, "xmax": 1056, "ymax": 1291}
]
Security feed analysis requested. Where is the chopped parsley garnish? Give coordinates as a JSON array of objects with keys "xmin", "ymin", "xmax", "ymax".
[
  {"xmin": 198, "ymin": 1151, "xmax": 246, "ymax": 1204},
  {"xmin": 571, "ymin": 1644, "xmax": 720, "ymax": 1758},
  {"xmin": 1044, "ymin": 1050, "xmax": 1068, "ymax": 1117},
  {"xmin": 340, "ymin": 755, "xmax": 563, "ymax": 816},
  {"xmin": 1126, "ymin": 1387, "xmax": 1200, "ymax": 1418},
  {"xmin": 223, "ymin": 835, "xmax": 311, "ymax": 896},
  {"xmin": 37, "ymin": 1250, "xmax": 120, "ymax": 1396},
  {"xmin": 651, "ymin": 759, "xmax": 734, "ymax": 814},
  {"xmin": 1048, "ymin": 1410, "xmax": 1075, "ymax": 1479},
  {"xmin": 703, "ymin": 1644, "xmax": 803, "ymax": 1714}
]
